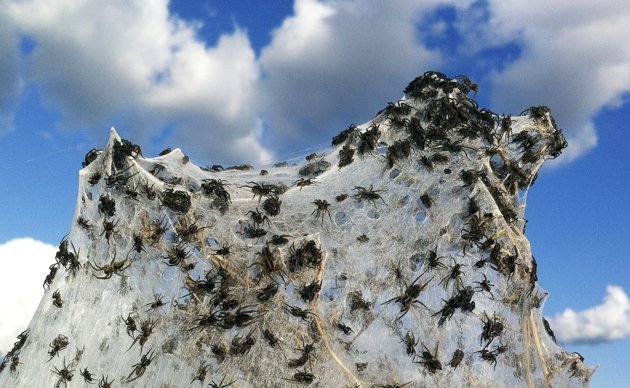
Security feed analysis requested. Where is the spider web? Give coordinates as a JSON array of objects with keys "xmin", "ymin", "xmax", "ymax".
[{"xmin": 0, "ymin": 72, "xmax": 593, "ymax": 387}]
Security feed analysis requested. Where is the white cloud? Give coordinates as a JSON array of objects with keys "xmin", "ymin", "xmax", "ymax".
[
  {"xmin": 547, "ymin": 285, "xmax": 630, "ymax": 344},
  {"xmin": 455, "ymin": 0, "xmax": 630, "ymax": 162},
  {"xmin": 0, "ymin": 238, "xmax": 56, "ymax": 353},
  {"xmin": 1, "ymin": 0, "xmax": 470, "ymax": 164},
  {"xmin": 0, "ymin": 12, "xmax": 21, "ymax": 134},
  {"xmin": 2, "ymin": 0, "xmax": 266, "ymax": 164},
  {"xmin": 257, "ymin": 0, "xmax": 455, "ymax": 156},
  {"xmin": 2, "ymin": 0, "xmax": 628, "ymax": 165}
]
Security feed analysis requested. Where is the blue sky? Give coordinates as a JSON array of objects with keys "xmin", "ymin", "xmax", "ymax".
[{"xmin": 0, "ymin": 0, "xmax": 629, "ymax": 385}]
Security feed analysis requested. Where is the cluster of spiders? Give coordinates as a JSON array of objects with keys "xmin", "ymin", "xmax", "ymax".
[{"xmin": 6, "ymin": 71, "xmax": 580, "ymax": 387}]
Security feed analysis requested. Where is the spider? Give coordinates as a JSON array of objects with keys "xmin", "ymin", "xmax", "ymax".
[
  {"xmin": 100, "ymin": 218, "xmax": 120, "ymax": 244},
  {"xmin": 335, "ymin": 320, "xmax": 353, "ymax": 335},
  {"xmin": 284, "ymin": 369, "xmax": 315, "ymax": 384},
  {"xmin": 241, "ymin": 181, "xmax": 280, "ymax": 203},
  {"xmin": 98, "ymin": 375, "xmax": 114, "ymax": 388},
  {"xmin": 127, "ymin": 319, "xmax": 156, "ymax": 353},
  {"xmin": 480, "ymin": 312, "xmax": 503, "ymax": 346},
  {"xmin": 270, "ymin": 234, "xmax": 290, "ymax": 245},
  {"xmin": 439, "ymin": 261, "xmax": 466, "ymax": 290},
  {"xmin": 51, "ymin": 358, "xmax": 74, "ymax": 385},
  {"xmin": 288, "ymin": 339, "xmax": 317, "ymax": 368},
  {"xmin": 105, "ymin": 167, "xmax": 135, "ymax": 188},
  {"xmin": 146, "ymin": 216, "xmax": 168, "ymax": 246},
  {"xmin": 183, "ymin": 271, "xmax": 218, "ymax": 298},
  {"xmin": 47, "ymin": 334, "xmax": 69, "ymax": 361},
  {"xmin": 52, "ymin": 290, "xmax": 63, "ymax": 308},
  {"xmin": 335, "ymin": 193, "xmax": 348, "ymax": 202},
  {"xmin": 98, "ymin": 194, "xmax": 116, "ymax": 217},
  {"xmin": 286, "ymin": 240, "xmax": 322, "ymax": 271},
  {"xmin": 352, "ymin": 185, "xmax": 386, "ymax": 207},
  {"xmin": 189, "ymin": 308, "xmax": 222, "ymax": 331},
  {"xmin": 262, "ymin": 195, "xmax": 282, "ymax": 216},
  {"xmin": 80, "ymin": 367, "xmax": 96, "ymax": 383},
  {"xmin": 379, "ymin": 101, "xmax": 413, "ymax": 117},
  {"xmin": 543, "ymin": 317, "xmax": 557, "ymax": 344},
  {"xmin": 230, "ymin": 329, "xmax": 256, "ymax": 356},
  {"xmin": 349, "ymin": 291, "xmax": 371, "ymax": 311},
  {"xmin": 384, "ymin": 140, "xmax": 412, "ymax": 169},
  {"xmin": 298, "ymin": 280, "xmax": 322, "ymax": 302},
  {"xmin": 402, "ymin": 331, "xmax": 419, "ymax": 356},
  {"xmin": 112, "ymin": 138, "xmax": 141, "ymax": 170},
  {"xmin": 257, "ymin": 282, "xmax": 279, "ymax": 302},
  {"xmin": 55, "ymin": 239, "xmax": 80, "ymax": 275},
  {"xmin": 433, "ymin": 286, "xmax": 475, "ymax": 326},
  {"xmin": 9, "ymin": 355, "xmax": 21, "ymax": 375},
  {"xmin": 263, "ymin": 328, "xmax": 282, "ymax": 348},
  {"xmin": 121, "ymin": 313, "xmax": 138, "ymax": 338},
  {"xmin": 219, "ymin": 305, "xmax": 264, "ymax": 329},
  {"xmin": 357, "ymin": 125, "xmax": 381, "ymax": 155},
  {"xmin": 251, "ymin": 244, "xmax": 286, "ymax": 283},
  {"xmin": 88, "ymin": 254, "xmax": 131, "ymax": 280},
  {"xmin": 437, "ymin": 139, "xmax": 475, "ymax": 160},
  {"xmin": 149, "ymin": 162, "xmax": 166, "ymax": 176},
  {"xmin": 448, "ymin": 349, "xmax": 465, "ymax": 369},
  {"xmin": 210, "ymin": 343, "xmax": 227, "ymax": 363},
  {"xmin": 77, "ymin": 217, "xmax": 91, "ymax": 230},
  {"xmin": 476, "ymin": 348, "xmax": 498, "ymax": 369},
  {"xmin": 458, "ymin": 169, "xmax": 486, "ymax": 191},
  {"xmin": 176, "ymin": 221, "xmax": 208, "ymax": 243},
  {"xmin": 293, "ymin": 177, "xmax": 318, "ymax": 190},
  {"xmin": 338, "ymin": 145, "xmax": 355, "ymax": 168},
  {"xmin": 160, "ymin": 189, "xmax": 191, "ymax": 214},
  {"xmin": 246, "ymin": 208, "xmax": 271, "ymax": 227},
  {"xmin": 423, "ymin": 250, "xmax": 446, "ymax": 272},
  {"xmin": 190, "ymin": 362, "xmax": 210, "ymax": 384},
  {"xmin": 210, "ymin": 242, "xmax": 230, "ymax": 256},
  {"xmin": 414, "ymin": 343, "xmax": 442, "ymax": 374},
  {"xmin": 284, "ymin": 304, "xmax": 317, "ymax": 321},
  {"xmin": 125, "ymin": 349, "xmax": 156, "ymax": 383},
  {"xmin": 420, "ymin": 193, "xmax": 433, "ymax": 208},
  {"xmin": 357, "ymin": 233, "xmax": 369, "ymax": 242},
  {"xmin": 142, "ymin": 181, "xmax": 156, "ymax": 200},
  {"xmin": 474, "ymin": 274, "xmax": 494, "ymax": 298},
  {"xmin": 130, "ymin": 232, "xmax": 146, "ymax": 254},
  {"xmin": 244, "ymin": 226, "xmax": 267, "ymax": 239},
  {"xmin": 382, "ymin": 273, "xmax": 432, "ymax": 320},
  {"xmin": 331, "ymin": 124, "xmax": 357, "ymax": 146},
  {"xmin": 144, "ymin": 294, "xmax": 166, "ymax": 312},
  {"xmin": 82, "ymin": 148, "xmax": 102, "ymax": 168},
  {"xmin": 163, "ymin": 243, "xmax": 192, "ymax": 267},
  {"xmin": 311, "ymin": 199, "xmax": 332, "ymax": 225},
  {"xmin": 454, "ymin": 74, "xmax": 478, "ymax": 95}
]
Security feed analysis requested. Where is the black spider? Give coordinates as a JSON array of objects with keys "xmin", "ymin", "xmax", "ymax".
[
  {"xmin": 352, "ymin": 185, "xmax": 386, "ymax": 207},
  {"xmin": 311, "ymin": 199, "xmax": 332, "ymax": 225},
  {"xmin": 98, "ymin": 194, "xmax": 116, "ymax": 217}
]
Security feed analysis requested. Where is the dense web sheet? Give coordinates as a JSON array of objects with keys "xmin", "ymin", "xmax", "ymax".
[{"xmin": 0, "ymin": 72, "xmax": 593, "ymax": 387}]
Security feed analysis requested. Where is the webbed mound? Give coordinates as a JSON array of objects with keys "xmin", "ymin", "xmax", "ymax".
[{"xmin": 0, "ymin": 72, "xmax": 592, "ymax": 387}]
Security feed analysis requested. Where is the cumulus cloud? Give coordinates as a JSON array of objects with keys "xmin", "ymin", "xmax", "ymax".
[
  {"xmin": 2, "ymin": 0, "xmax": 628, "ymax": 165},
  {"xmin": 0, "ymin": 238, "xmax": 56, "ymax": 353},
  {"xmin": 1, "ymin": 0, "xmax": 469, "ymax": 164},
  {"xmin": 546, "ymin": 285, "xmax": 630, "ymax": 344},
  {"xmin": 258, "ymin": 0, "xmax": 455, "ymax": 156},
  {"xmin": 2, "ymin": 0, "xmax": 265, "ymax": 164},
  {"xmin": 0, "ymin": 12, "xmax": 21, "ymax": 134},
  {"xmin": 453, "ymin": 0, "xmax": 630, "ymax": 162}
]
